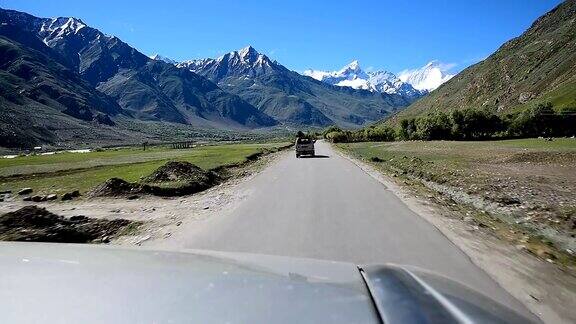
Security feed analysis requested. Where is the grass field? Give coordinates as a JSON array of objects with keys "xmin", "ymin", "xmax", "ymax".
[
  {"xmin": 0, "ymin": 142, "xmax": 289, "ymax": 195},
  {"xmin": 338, "ymin": 138, "xmax": 576, "ymax": 264},
  {"xmin": 339, "ymin": 138, "xmax": 576, "ymax": 184}
]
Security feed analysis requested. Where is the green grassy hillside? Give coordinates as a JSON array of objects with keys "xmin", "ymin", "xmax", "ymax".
[{"xmin": 387, "ymin": 0, "xmax": 576, "ymax": 124}]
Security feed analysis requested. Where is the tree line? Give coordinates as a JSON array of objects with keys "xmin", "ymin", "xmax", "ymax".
[{"xmin": 323, "ymin": 103, "xmax": 576, "ymax": 142}]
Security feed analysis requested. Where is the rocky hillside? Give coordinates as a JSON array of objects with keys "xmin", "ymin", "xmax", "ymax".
[
  {"xmin": 0, "ymin": 23, "xmax": 146, "ymax": 148},
  {"xmin": 390, "ymin": 0, "xmax": 576, "ymax": 122},
  {"xmin": 0, "ymin": 8, "xmax": 276, "ymax": 149}
]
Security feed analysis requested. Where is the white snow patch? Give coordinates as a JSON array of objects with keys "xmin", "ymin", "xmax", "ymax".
[
  {"xmin": 398, "ymin": 61, "xmax": 455, "ymax": 91},
  {"xmin": 336, "ymin": 78, "xmax": 371, "ymax": 90}
]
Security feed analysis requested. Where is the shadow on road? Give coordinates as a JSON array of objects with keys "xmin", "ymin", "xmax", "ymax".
[{"xmin": 299, "ymin": 155, "xmax": 329, "ymax": 159}]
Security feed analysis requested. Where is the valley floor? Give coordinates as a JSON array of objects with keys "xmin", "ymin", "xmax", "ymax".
[{"xmin": 1, "ymin": 139, "xmax": 576, "ymax": 323}]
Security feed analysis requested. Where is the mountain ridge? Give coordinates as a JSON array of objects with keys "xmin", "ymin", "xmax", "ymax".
[
  {"xmin": 0, "ymin": 24, "xmax": 150, "ymax": 148},
  {"xmin": 303, "ymin": 60, "xmax": 453, "ymax": 99},
  {"xmin": 179, "ymin": 46, "xmax": 412, "ymax": 127},
  {"xmin": 303, "ymin": 60, "xmax": 420, "ymax": 98},
  {"xmin": 0, "ymin": 8, "xmax": 277, "ymax": 136},
  {"xmin": 387, "ymin": 0, "xmax": 576, "ymax": 123}
]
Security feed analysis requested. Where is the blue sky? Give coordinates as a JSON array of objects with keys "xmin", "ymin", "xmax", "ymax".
[{"xmin": 0, "ymin": 0, "xmax": 564, "ymax": 74}]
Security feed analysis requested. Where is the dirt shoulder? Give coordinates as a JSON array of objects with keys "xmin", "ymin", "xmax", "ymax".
[
  {"xmin": 335, "ymin": 143, "xmax": 576, "ymax": 324},
  {"xmin": 338, "ymin": 140, "xmax": 576, "ymax": 265},
  {"xmin": 0, "ymin": 148, "xmax": 286, "ymax": 247}
]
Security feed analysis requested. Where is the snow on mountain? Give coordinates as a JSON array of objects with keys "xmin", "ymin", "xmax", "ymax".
[
  {"xmin": 177, "ymin": 57, "xmax": 211, "ymax": 71},
  {"xmin": 334, "ymin": 60, "xmax": 369, "ymax": 80},
  {"xmin": 40, "ymin": 17, "xmax": 86, "ymax": 34},
  {"xmin": 398, "ymin": 61, "xmax": 454, "ymax": 91},
  {"xmin": 175, "ymin": 46, "xmax": 404, "ymax": 127},
  {"xmin": 177, "ymin": 46, "xmax": 279, "ymax": 81},
  {"xmin": 305, "ymin": 60, "xmax": 367, "ymax": 86},
  {"xmin": 38, "ymin": 17, "xmax": 86, "ymax": 46},
  {"xmin": 181, "ymin": 46, "xmax": 269, "ymax": 68},
  {"xmin": 303, "ymin": 61, "xmax": 423, "ymax": 98},
  {"xmin": 336, "ymin": 78, "xmax": 371, "ymax": 90},
  {"xmin": 368, "ymin": 71, "xmax": 424, "ymax": 97},
  {"xmin": 303, "ymin": 69, "xmax": 331, "ymax": 81},
  {"xmin": 150, "ymin": 54, "xmax": 177, "ymax": 64},
  {"xmin": 326, "ymin": 60, "xmax": 372, "ymax": 90}
]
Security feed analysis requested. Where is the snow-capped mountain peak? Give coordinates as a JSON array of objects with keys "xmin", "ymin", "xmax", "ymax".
[
  {"xmin": 150, "ymin": 54, "xmax": 177, "ymax": 64},
  {"xmin": 333, "ymin": 60, "xmax": 368, "ymax": 80},
  {"xmin": 38, "ymin": 17, "xmax": 87, "ymax": 45},
  {"xmin": 177, "ymin": 46, "xmax": 278, "ymax": 82},
  {"xmin": 178, "ymin": 57, "xmax": 212, "ymax": 71},
  {"xmin": 238, "ymin": 45, "xmax": 258, "ymax": 59},
  {"xmin": 40, "ymin": 17, "xmax": 86, "ymax": 34},
  {"xmin": 303, "ymin": 60, "xmax": 370, "ymax": 90},
  {"xmin": 305, "ymin": 59, "xmax": 454, "ymax": 95},
  {"xmin": 304, "ymin": 61, "xmax": 423, "ymax": 99},
  {"xmin": 398, "ymin": 61, "xmax": 454, "ymax": 91},
  {"xmin": 338, "ymin": 60, "xmax": 361, "ymax": 74},
  {"xmin": 232, "ymin": 46, "xmax": 274, "ymax": 69}
]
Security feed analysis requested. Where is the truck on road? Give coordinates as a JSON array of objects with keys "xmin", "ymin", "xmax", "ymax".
[{"xmin": 295, "ymin": 137, "xmax": 316, "ymax": 158}]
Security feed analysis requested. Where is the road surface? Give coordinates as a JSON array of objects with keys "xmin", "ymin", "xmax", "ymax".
[{"xmin": 183, "ymin": 140, "xmax": 533, "ymax": 317}]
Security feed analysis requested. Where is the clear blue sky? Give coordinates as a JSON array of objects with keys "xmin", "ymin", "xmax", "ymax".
[{"xmin": 0, "ymin": 0, "xmax": 564, "ymax": 73}]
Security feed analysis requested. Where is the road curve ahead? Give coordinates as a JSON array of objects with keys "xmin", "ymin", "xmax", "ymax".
[{"xmin": 184, "ymin": 140, "xmax": 532, "ymax": 317}]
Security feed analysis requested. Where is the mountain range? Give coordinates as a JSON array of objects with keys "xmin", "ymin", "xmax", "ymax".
[
  {"xmin": 0, "ymin": 8, "xmax": 285, "ymax": 148},
  {"xmin": 177, "ymin": 46, "xmax": 415, "ymax": 128},
  {"xmin": 0, "ymin": 7, "xmax": 421, "ymax": 148},
  {"xmin": 2, "ymin": 10, "xmax": 276, "ymax": 125},
  {"xmin": 4, "ymin": 0, "xmax": 567, "ymax": 150},
  {"xmin": 389, "ymin": 0, "xmax": 576, "ymax": 122},
  {"xmin": 303, "ymin": 60, "xmax": 453, "ymax": 97}
]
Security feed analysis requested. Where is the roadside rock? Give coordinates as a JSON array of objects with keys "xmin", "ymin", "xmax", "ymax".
[
  {"xmin": 30, "ymin": 195, "xmax": 46, "ymax": 202},
  {"xmin": 0, "ymin": 206, "xmax": 140, "ymax": 243},
  {"xmin": 61, "ymin": 190, "xmax": 81, "ymax": 201},
  {"xmin": 46, "ymin": 194, "xmax": 58, "ymax": 201},
  {"xmin": 90, "ymin": 178, "xmax": 141, "ymax": 197},
  {"xmin": 18, "ymin": 188, "xmax": 33, "ymax": 195},
  {"xmin": 91, "ymin": 161, "xmax": 220, "ymax": 198},
  {"xmin": 61, "ymin": 193, "xmax": 73, "ymax": 201},
  {"xmin": 143, "ymin": 161, "xmax": 218, "ymax": 186},
  {"xmin": 494, "ymin": 196, "xmax": 522, "ymax": 206}
]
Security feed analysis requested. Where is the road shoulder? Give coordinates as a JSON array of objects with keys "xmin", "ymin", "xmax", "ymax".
[
  {"xmin": 0, "ymin": 148, "xmax": 290, "ymax": 249},
  {"xmin": 335, "ymin": 144, "xmax": 576, "ymax": 324}
]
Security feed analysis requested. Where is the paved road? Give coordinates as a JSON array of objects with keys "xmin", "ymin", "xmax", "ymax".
[{"xmin": 184, "ymin": 140, "xmax": 533, "ymax": 317}]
